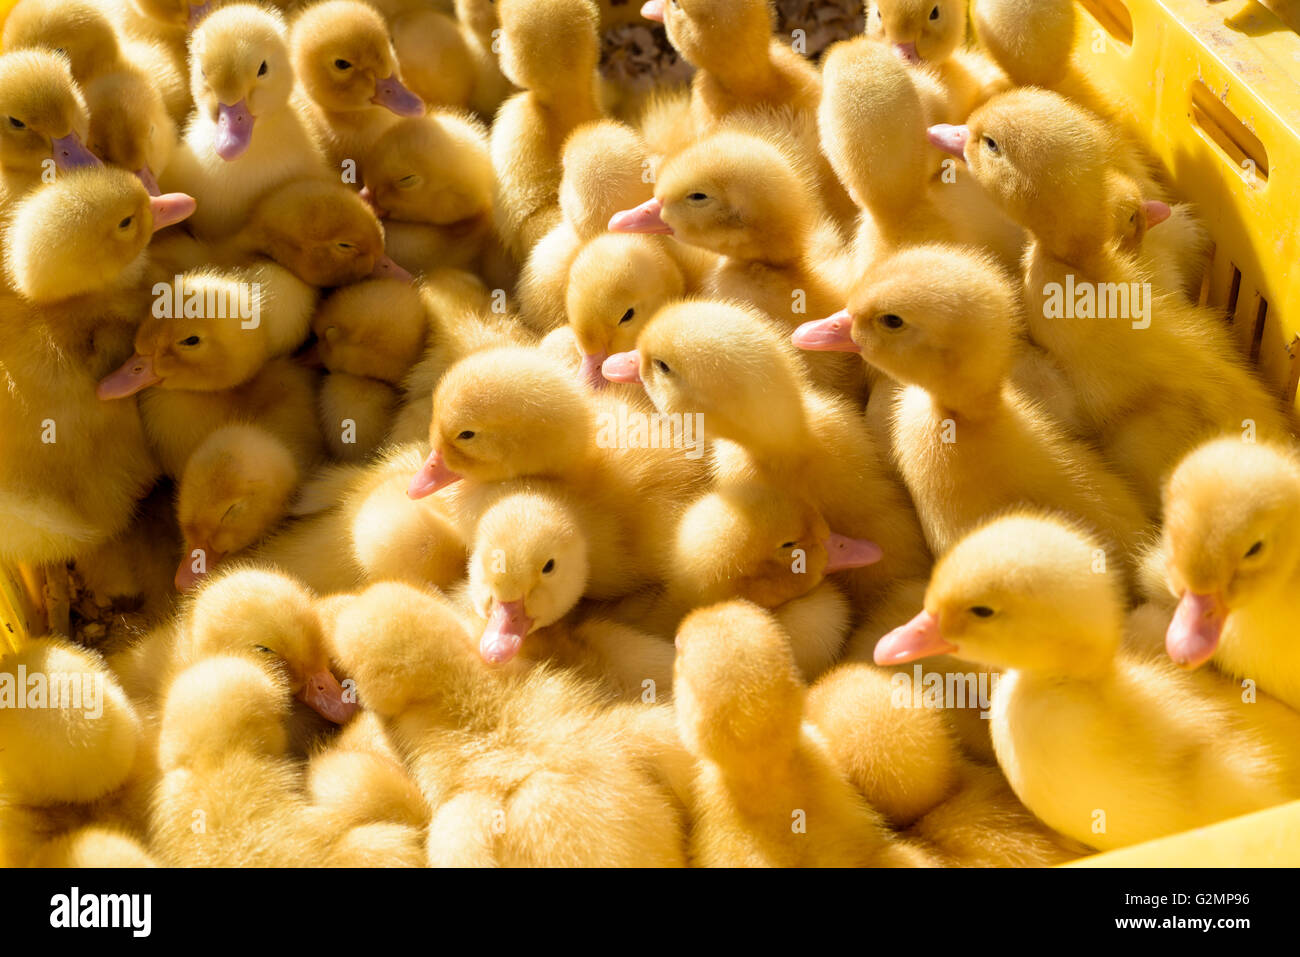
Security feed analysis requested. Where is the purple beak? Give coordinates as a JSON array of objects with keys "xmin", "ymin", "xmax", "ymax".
[
  {"xmin": 215, "ymin": 100, "xmax": 255, "ymax": 161},
  {"xmin": 371, "ymin": 76, "xmax": 425, "ymax": 117},
  {"xmin": 51, "ymin": 132, "xmax": 102, "ymax": 171}
]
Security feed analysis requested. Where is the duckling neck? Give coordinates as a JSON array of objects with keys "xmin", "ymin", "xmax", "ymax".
[{"xmin": 697, "ymin": 39, "xmax": 777, "ymax": 99}]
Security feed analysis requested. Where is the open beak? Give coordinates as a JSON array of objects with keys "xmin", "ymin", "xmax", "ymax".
[
  {"xmin": 608, "ymin": 198, "xmax": 672, "ymax": 235},
  {"xmin": 369, "ymin": 254, "xmax": 413, "ymax": 282},
  {"xmin": 480, "ymin": 598, "xmax": 533, "ymax": 665},
  {"xmin": 149, "ymin": 192, "xmax": 197, "ymax": 232},
  {"xmin": 792, "ymin": 311, "xmax": 861, "ymax": 352},
  {"xmin": 51, "ymin": 131, "xmax": 102, "ymax": 171},
  {"xmin": 408, "ymin": 447, "xmax": 462, "ymax": 498},
  {"xmin": 927, "ymin": 124, "xmax": 969, "ymax": 160},
  {"xmin": 873, "ymin": 609, "xmax": 957, "ymax": 665},
  {"xmin": 371, "ymin": 75, "xmax": 425, "ymax": 117},
  {"xmin": 299, "ymin": 668, "xmax": 359, "ymax": 723},
  {"xmin": 823, "ymin": 532, "xmax": 884, "ymax": 572},
  {"xmin": 98, "ymin": 353, "xmax": 162, "ymax": 399},
  {"xmin": 214, "ymin": 100, "xmax": 254, "ymax": 161},
  {"xmin": 602, "ymin": 350, "xmax": 642, "ymax": 384},
  {"xmin": 1166, "ymin": 590, "xmax": 1227, "ymax": 669}
]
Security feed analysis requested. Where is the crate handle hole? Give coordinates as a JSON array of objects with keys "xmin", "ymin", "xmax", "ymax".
[
  {"xmin": 1077, "ymin": 0, "xmax": 1134, "ymax": 46},
  {"xmin": 1190, "ymin": 80, "xmax": 1270, "ymax": 184}
]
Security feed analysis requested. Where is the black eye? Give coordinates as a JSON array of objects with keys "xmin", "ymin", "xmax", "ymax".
[
  {"xmin": 618, "ymin": 307, "xmax": 635, "ymax": 325},
  {"xmin": 253, "ymin": 645, "xmax": 275, "ymax": 654},
  {"xmin": 779, "ymin": 541, "xmax": 797, "ymax": 549},
  {"xmin": 457, "ymin": 429, "xmax": 475, "ymax": 440},
  {"xmin": 337, "ymin": 241, "xmax": 355, "ymax": 250},
  {"xmin": 257, "ymin": 61, "xmax": 268, "ymax": 76},
  {"xmin": 983, "ymin": 135, "xmax": 1000, "ymax": 154},
  {"xmin": 9, "ymin": 116, "xmax": 25, "ymax": 130},
  {"xmin": 118, "ymin": 215, "xmax": 134, "ymax": 229},
  {"xmin": 1245, "ymin": 540, "xmax": 1264, "ymax": 558},
  {"xmin": 653, "ymin": 358, "xmax": 671, "ymax": 375},
  {"xmin": 970, "ymin": 605, "xmax": 994, "ymax": 618},
  {"xmin": 930, "ymin": 5, "xmax": 940, "ymax": 19},
  {"xmin": 542, "ymin": 559, "xmax": 555, "ymax": 574},
  {"xmin": 334, "ymin": 58, "xmax": 352, "ymax": 70},
  {"xmin": 878, "ymin": 313, "xmax": 905, "ymax": 330},
  {"xmin": 686, "ymin": 192, "xmax": 707, "ymax": 201},
  {"xmin": 179, "ymin": 335, "xmax": 201, "ymax": 346}
]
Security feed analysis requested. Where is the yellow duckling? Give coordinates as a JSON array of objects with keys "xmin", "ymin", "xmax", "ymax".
[
  {"xmin": 329, "ymin": 580, "xmax": 689, "ymax": 867},
  {"xmin": 85, "ymin": 69, "xmax": 177, "ymax": 195},
  {"xmin": 290, "ymin": 0, "xmax": 425, "ymax": 171},
  {"xmin": 162, "ymin": 3, "xmax": 328, "ymax": 239},
  {"xmin": 1159, "ymin": 438, "xmax": 1300, "ymax": 712},
  {"xmin": 794, "ymin": 243, "xmax": 1150, "ymax": 565},
  {"xmin": 386, "ymin": 4, "xmax": 475, "ymax": 113},
  {"xmin": 874, "ymin": 512, "xmax": 1300, "ymax": 851},
  {"xmin": 489, "ymin": 0, "xmax": 604, "ymax": 260},
  {"xmin": 673, "ymin": 600, "xmax": 925, "ymax": 867},
  {"xmin": 312, "ymin": 278, "xmax": 428, "ymax": 384},
  {"xmin": 604, "ymin": 299, "xmax": 931, "ymax": 609},
  {"xmin": 317, "ymin": 371, "xmax": 399, "ymax": 462}
]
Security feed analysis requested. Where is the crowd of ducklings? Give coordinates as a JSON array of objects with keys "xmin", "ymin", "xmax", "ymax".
[{"xmin": 1, "ymin": 0, "xmax": 1299, "ymax": 868}]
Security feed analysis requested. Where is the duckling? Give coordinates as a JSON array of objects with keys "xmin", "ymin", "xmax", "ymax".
[
  {"xmin": 329, "ymin": 581, "xmax": 689, "ymax": 867},
  {"xmin": 489, "ymin": 0, "xmax": 604, "ymax": 260},
  {"xmin": 162, "ymin": 3, "xmax": 328, "ymax": 239},
  {"xmin": 387, "ymin": 6, "xmax": 474, "ymax": 112},
  {"xmin": 644, "ymin": 0, "xmax": 856, "ymax": 223},
  {"xmin": 516, "ymin": 118, "xmax": 657, "ymax": 334},
  {"xmin": 864, "ymin": 0, "xmax": 1009, "ymax": 121},
  {"xmin": 85, "ymin": 69, "xmax": 176, "ymax": 195},
  {"xmin": 317, "ymin": 371, "xmax": 399, "ymax": 461},
  {"xmin": 606, "ymin": 299, "xmax": 930, "ymax": 609},
  {"xmin": 565, "ymin": 232, "xmax": 684, "ymax": 389},
  {"xmin": 462, "ymin": 484, "xmax": 677, "ymax": 697},
  {"xmin": 674, "ymin": 600, "xmax": 924, "ymax": 867},
  {"xmin": 0, "ymin": 168, "xmax": 190, "ymax": 569},
  {"xmin": 609, "ymin": 124, "xmax": 860, "ymax": 393},
  {"xmin": 936, "ymin": 88, "xmax": 1289, "ymax": 510},
  {"xmin": 969, "ymin": 0, "xmax": 1077, "ymax": 88},
  {"xmin": 1159, "ymin": 438, "xmax": 1300, "ymax": 712},
  {"xmin": 290, "ymin": 0, "xmax": 425, "ymax": 172},
  {"xmin": 174, "ymin": 424, "xmax": 300, "ymax": 589},
  {"xmin": 0, "ymin": 51, "xmax": 100, "ymax": 207},
  {"xmin": 874, "ymin": 512, "xmax": 1300, "ymax": 851},
  {"xmin": 312, "ymin": 278, "xmax": 428, "ymax": 383},
  {"xmin": 794, "ymin": 244, "xmax": 1150, "ymax": 566}
]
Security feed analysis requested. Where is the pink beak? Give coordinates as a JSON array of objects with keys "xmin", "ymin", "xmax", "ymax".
[
  {"xmin": 173, "ymin": 546, "xmax": 214, "ymax": 592},
  {"xmin": 480, "ymin": 598, "xmax": 533, "ymax": 665},
  {"xmin": 602, "ymin": 351, "xmax": 642, "ymax": 384},
  {"xmin": 927, "ymin": 124, "xmax": 969, "ymax": 160},
  {"xmin": 371, "ymin": 75, "xmax": 425, "ymax": 117},
  {"xmin": 792, "ymin": 311, "xmax": 861, "ymax": 352},
  {"xmin": 894, "ymin": 41, "xmax": 920, "ymax": 63},
  {"xmin": 408, "ymin": 447, "xmax": 462, "ymax": 498},
  {"xmin": 98, "ymin": 353, "xmax": 162, "ymax": 399},
  {"xmin": 136, "ymin": 165, "xmax": 161, "ymax": 196},
  {"xmin": 873, "ymin": 609, "xmax": 957, "ymax": 665},
  {"xmin": 579, "ymin": 352, "xmax": 608, "ymax": 390},
  {"xmin": 214, "ymin": 100, "xmax": 254, "ymax": 161},
  {"xmin": 150, "ymin": 192, "xmax": 197, "ymax": 232},
  {"xmin": 1165, "ymin": 590, "xmax": 1226, "ymax": 670},
  {"xmin": 641, "ymin": 0, "xmax": 665, "ymax": 22},
  {"xmin": 369, "ymin": 254, "xmax": 413, "ymax": 282},
  {"xmin": 51, "ymin": 131, "xmax": 102, "ymax": 171},
  {"xmin": 608, "ymin": 198, "xmax": 672, "ymax": 235},
  {"xmin": 823, "ymin": 532, "xmax": 884, "ymax": 572},
  {"xmin": 1144, "ymin": 200, "xmax": 1172, "ymax": 228},
  {"xmin": 299, "ymin": 668, "xmax": 359, "ymax": 724}
]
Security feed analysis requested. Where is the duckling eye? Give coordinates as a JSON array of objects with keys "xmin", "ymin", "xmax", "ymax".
[
  {"xmin": 253, "ymin": 645, "xmax": 276, "ymax": 655},
  {"xmin": 337, "ymin": 241, "xmax": 355, "ymax": 250},
  {"xmin": 178, "ymin": 335, "xmax": 201, "ymax": 346},
  {"xmin": 542, "ymin": 559, "xmax": 555, "ymax": 574},
  {"xmin": 397, "ymin": 174, "xmax": 421, "ymax": 189},
  {"xmin": 878, "ymin": 313, "xmax": 905, "ymax": 330},
  {"xmin": 653, "ymin": 358, "xmax": 671, "ymax": 375},
  {"xmin": 618, "ymin": 307, "xmax": 635, "ymax": 325},
  {"xmin": 686, "ymin": 192, "xmax": 708, "ymax": 202},
  {"xmin": 970, "ymin": 605, "xmax": 995, "ymax": 618},
  {"xmin": 8, "ymin": 116, "xmax": 25, "ymax": 130},
  {"xmin": 779, "ymin": 541, "xmax": 798, "ymax": 550},
  {"xmin": 982, "ymin": 135, "xmax": 1000, "ymax": 154},
  {"xmin": 257, "ymin": 61, "xmax": 268, "ymax": 77},
  {"xmin": 1245, "ymin": 540, "xmax": 1264, "ymax": 558},
  {"xmin": 929, "ymin": 5, "xmax": 940, "ymax": 19},
  {"xmin": 118, "ymin": 215, "xmax": 134, "ymax": 229},
  {"xmin": 457, "ymin": 429, "xmax": 475, "ymax": 440},
  {"xmin": 333, "ymin": 58, "xmax": 352, "ymax": 70}
]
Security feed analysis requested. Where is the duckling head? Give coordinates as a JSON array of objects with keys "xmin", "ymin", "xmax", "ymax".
[
  {"xmin": 648, "ymin": 0, "xmax": 774, "ymax": 80},
  {"xmin": 4, "ymin": 166, "xmax": 193, "ymax": 304},
  {"xmin": 0, "ymin": 638, "xmax": 141, "ymax": 805},
  {"xmin": 176, "ymin": 425, "xmax": 299, "ymax": 592},
  {"xmin": 671, "ymin": 482, "xmax": 882, "ymax": 609},
  {"xmin": 611, "ymin": 128, "xmax": 816, "ymax": 264},
  {"xmin": 874, "ymin": 513, "xmax": 1126, "ymax": 676},
  {"xmin": 313, "ymin": 279, "xmax": 427, "ymax": 382},
  {"xmin": 559, "ymin": 119, "xmax": 652, "ymax": 240},
  {"xmin": 467, "ymin": 489, "xmax": 590, "ymax": 664},
  {"xmin": 409, "ymin": 347, "xmax": 594, "ymax": 497},
  {"xmin": 566, "ymin": 233, "xmax": 684, "ymax": 387},
  {"xmin": 673, "ymin": 600, "xmax": 805, "ymax": 765},
  {"xmin": 496, "ymin": 0, "xmax": 599, "ymax": 97},
  {"xmin": 1161, "ymin": 438, "xmax": 1300, "ymax": 669},
  {"xmin": 248, "ymin": 179, "xmax": 402, "ymax": 285},
  {"xmin": 97, "ymin": 271, "xmax": 267, "ymax": 398},
  {"xmin": 157, "ymin": 656, "xmax": 290, "ymax": 769},
  {"xmin": 865, "ymin": 0, "xmax": 966, "ymax": 64},
  {"xmin": 189, "ymin": 3, "xmax": 294, "ymax": 161},
  {"xmin": 291, "ymin": 0, "xmax": 424, "ymax": 118},
  {"xmin": 1, "ymin": 0, "xmax": 121, "ymax": 86},
  {"xmin": 184, "ymin": 567, "xmax": 357, "ymax": 724},
  {"xmin": 604, "ymin": 298, "xmax": 808, "ymax": 451},
  {"xmin": 0, "ymin": 50, "xmax": 99, "ymax": 177},
  {"xmin": 1108, "ymin": 174, "xmax": 1172, "ymax": 257},
  {"xmin": 85, "ymin": 71, "xmax": 176, "ymax": 195},
  {"xmin": 362, "ymin": 113, "xmax": 493, "ymax": 225},
  {"xmin": 795, "ymin": 244, "xmax": 1017, "ymax": 408}
]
